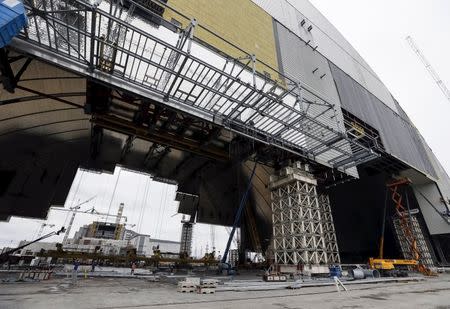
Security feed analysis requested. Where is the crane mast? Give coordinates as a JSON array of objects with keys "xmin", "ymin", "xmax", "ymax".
[{"xmin": 406, "ymin": 36, "xmax": 450, "ymax": 103}]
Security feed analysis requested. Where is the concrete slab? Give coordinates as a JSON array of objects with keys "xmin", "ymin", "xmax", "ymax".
[{"xmin": 0, "ymin": 275, "xmax": 449, "ymax": 308}]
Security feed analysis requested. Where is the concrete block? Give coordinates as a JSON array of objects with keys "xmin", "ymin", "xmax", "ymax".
[
  {"xmin": 178, "ymin": 282, "xmax": 196, "ymax": 288},
  {"xmin": 177, "ymin": 287, "xmax": 196, "ymax": 293},
  {"xmin": 197, "ymin": 287, "xmax": 215, "ymax": 294},
  {"xmin": 184, "ymin": 277, "xmax": 200, "ymax": 285}
]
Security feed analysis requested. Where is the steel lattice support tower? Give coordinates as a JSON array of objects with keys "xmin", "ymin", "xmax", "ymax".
[
  {"xmin": 269, "ymin": 162, "xmax": 340, "ymax": 268},
  {"xmin": 393, "ymin": 215, "xmax": 434, "ymax": 269},
  {"xmin": 180, "ymin": 220, "xmax": 193, "ymax": 257},
  {"xmin": 318, "ymin": 194, "xmax": 341, "ymax": 264}
]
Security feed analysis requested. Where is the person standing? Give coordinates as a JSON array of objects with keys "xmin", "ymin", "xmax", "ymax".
[
  {"xmin": 131, "ymin": 262, "xmax": 136, "ymax": 275},
  {"xmin": 72, "ymin": 259, "xmax": 79, "ymax": 285}
]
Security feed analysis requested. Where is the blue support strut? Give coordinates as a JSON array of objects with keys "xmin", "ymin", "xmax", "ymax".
[{"xmin": 221, "ymin": 161, "xmax": 257, "ymax": 264}]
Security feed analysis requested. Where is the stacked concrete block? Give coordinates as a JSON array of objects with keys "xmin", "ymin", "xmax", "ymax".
[
  {"xmin": 197, "ymin": 279, "xmax": 218, "ymax": 294},
  {"xmin": 177, "ymin": 277, "xmax": 218, "ymax": 294},
  {"xmin": 177, "ymin": 277, "xmax": 200, "ymax": 293}
]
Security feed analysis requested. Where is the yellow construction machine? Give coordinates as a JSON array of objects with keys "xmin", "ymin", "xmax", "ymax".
[{"xmin": 368, "ymin": 258, "xmax": 418, "ymax": 277}]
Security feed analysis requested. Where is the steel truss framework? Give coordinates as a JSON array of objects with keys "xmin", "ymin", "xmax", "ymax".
[
  {"xmin": 393, "ymin": 215, "xmax": 434, "ymax": 269},
  {"xmin": 8, "ymin": 0, "xmax": 379, "ymax": 176},
  {"xmin": 180, "ymin": 221, "xmax": 193, "ymax": 257},
  {"xmin": 270, "ymin": 170, "xmax": 340, "ymax": 265}
]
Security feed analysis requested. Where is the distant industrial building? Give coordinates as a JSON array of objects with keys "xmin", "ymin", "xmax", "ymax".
[
  {"xmin": 129, "ymin": 235, "xmax": 180, "ymax": 257},
  {"xmin": 74, "ymin": 221, "xmax": 126, "ymax": 241}
]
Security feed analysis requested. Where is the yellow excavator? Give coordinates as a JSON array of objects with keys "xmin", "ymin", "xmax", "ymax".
[{"xmin": 369, "ymin": 178, "xmax": 435, "ymax": 277}]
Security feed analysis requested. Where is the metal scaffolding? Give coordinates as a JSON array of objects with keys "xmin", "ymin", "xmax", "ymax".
[
  {"xmin": 179, "ymin": 219, "xmax": 193, "ymax": 257},
  {"xmin": 318, "ymin": 194, "xmax": 340, "ymax": 264},
  {"xmin": 269, "ymin": 162, "xmax": 340, "ymax": 267},
  {"xmin": 8, "ymin": 0, "xmax": 379, "ymax": 176},
  {"xmin": 393, "ymin": 215, "xmax": 434, "ymax": 269}
]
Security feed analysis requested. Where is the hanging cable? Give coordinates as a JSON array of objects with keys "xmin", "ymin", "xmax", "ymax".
[
  {"xmin": 63, "ymin": 169, "xmax": 85, "ymax": 227},
  {"xmin": 157, "ymin": 184, "xmax": 170, "ymax": 239},
  {"xmin": 105, "ymin": 168, "xmax": 122, "ymax": 222},
  {"xmin": 162, "ymin": 188, "xmax": 176, "ymax": 241},
  {"xmin": 153, "ymin": 183, "xmax": 167, "ymax": 238},
  {"xmin": 130, "ymin": 176, "xmax": 143, "ymax": 227},
  {"xmin": 137, "ymin": 177, "xmax": 150, "ymax": 233}
]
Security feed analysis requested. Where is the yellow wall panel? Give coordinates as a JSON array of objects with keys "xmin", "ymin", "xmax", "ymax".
[{"xmin": 163, "ymin": 0, "xmax": 281, "ymax": 83}]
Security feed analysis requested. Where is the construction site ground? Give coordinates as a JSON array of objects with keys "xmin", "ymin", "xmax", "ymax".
[{"xmin": 0, "ymin": 273, "xmax": 449, "ymax": 309}]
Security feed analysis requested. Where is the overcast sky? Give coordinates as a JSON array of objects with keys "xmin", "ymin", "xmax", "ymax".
[{"xmin": 1, "ymin": 0, "xmax": 449, "ymax": 255}]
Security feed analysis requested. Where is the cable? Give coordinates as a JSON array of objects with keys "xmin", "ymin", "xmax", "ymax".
[
  {"xmin": 105, "ymin": 168, "xmax": 122, "ymax": 222},
  {"xmin": 63, "ymin": 169, "xmax": 85, "ymax": 226},
  {"xmin": 137, "ymin": 177, "xmax": 150, "ymax": 233},
  {"xmin": 130, "ymin": 176, "xmax": 143, "ymax": 227},
  {"xmin": 154, "ymin": 183, "xmax": 167, "ymax": 238},
  {"xmin": 157, "ymin": 184, "xmax": 170, "ymax": 239}
]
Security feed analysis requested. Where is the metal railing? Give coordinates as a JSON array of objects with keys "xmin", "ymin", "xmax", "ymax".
[{"xmin": 13, "ymin": 0, "xmax": 378, "ymax": 175}]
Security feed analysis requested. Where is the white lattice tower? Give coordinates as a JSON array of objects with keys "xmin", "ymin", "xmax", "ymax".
[
  {"xmin": 270, "ymin": 163, "xmax": 335, "ymax": 266},
  {"xmin": 318, "ymin": 194, "xmax": 341, "ymax": 264}
]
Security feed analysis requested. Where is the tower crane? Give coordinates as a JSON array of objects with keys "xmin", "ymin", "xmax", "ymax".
[
  {"xmin": 50, "ymin": 196, "xmax": 96, "ymax": 244},
  {"xmin": 406, "ymin": 36, "xmax": 450, "ymax": 103}
]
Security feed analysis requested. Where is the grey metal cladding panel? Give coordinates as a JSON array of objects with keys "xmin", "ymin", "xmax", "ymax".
[
  {"xmin": 251, "ymin": 0, "xmax": 398, "ymax": 114},
  {"xmin": 413, "ymin": 183, "xmax": 450, "ymax": 235},
  {"xmin": 329, "ymin": 61, "xmax": 379, "ymax": 128},
  {"xmin": 274, "ymin": 21, "xmax": 358, "ymax": 177},
  {"xmin": 419, "ymin": 134, "xmax": 450, "ymax": 202},
  {"xmin": 274, "ymin": 22, "xmax": 343, "ymax": 131},
  {"xmin": 329, "ymin": 61, "xmax": 436, "ymax": 177},
  {"xmin": 392, "ymin": 97, "xmax": 411, "ymax": 122}
]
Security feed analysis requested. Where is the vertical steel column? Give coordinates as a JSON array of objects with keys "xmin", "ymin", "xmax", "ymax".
[{"xmin": 89, "ymin": 5, "xmax": 97, "ymax": 72}]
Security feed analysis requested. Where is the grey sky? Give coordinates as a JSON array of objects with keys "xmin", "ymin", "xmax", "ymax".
[{"xmin": 1, "ymin": 1, "xmax": 449, "ymax": 255}]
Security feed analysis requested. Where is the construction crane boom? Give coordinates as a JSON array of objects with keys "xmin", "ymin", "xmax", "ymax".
[
  {"xmin": 406, "ymin": 36, "xmax": 450, "ymax": 103},
  {"xmin": 0, "ymin": 227, "xmax": 65, "ymax": 264}
]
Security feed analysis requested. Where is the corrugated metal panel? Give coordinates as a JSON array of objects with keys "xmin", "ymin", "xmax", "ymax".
[
  {"xmin": 273, "ymin": 20, "xmax": 358, "ymax": 177},
  {"xmin": 329, "ymin": 61, "xmax": 436, "ymax": 178},
  {"xmin": 251, "ymin": 0, "xmax": 398, "ymax": 113},
  {"xmin": 393, "ymin": 98, "xmax": 450, "ymax": 202},
  {"xmin": 393, "ymin": 97, "xmax": 411, "ymax": 123},
  {"xmin": 413, "ymin": 183, "xmax": 450, "ymax": 235},
  {"xmin": 274, "ymin": 21, "xmax": 341, "ymax": 113},
  {"xmin": 419, "ymin": 134, "xmax": 450, "ymax": 204}
]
